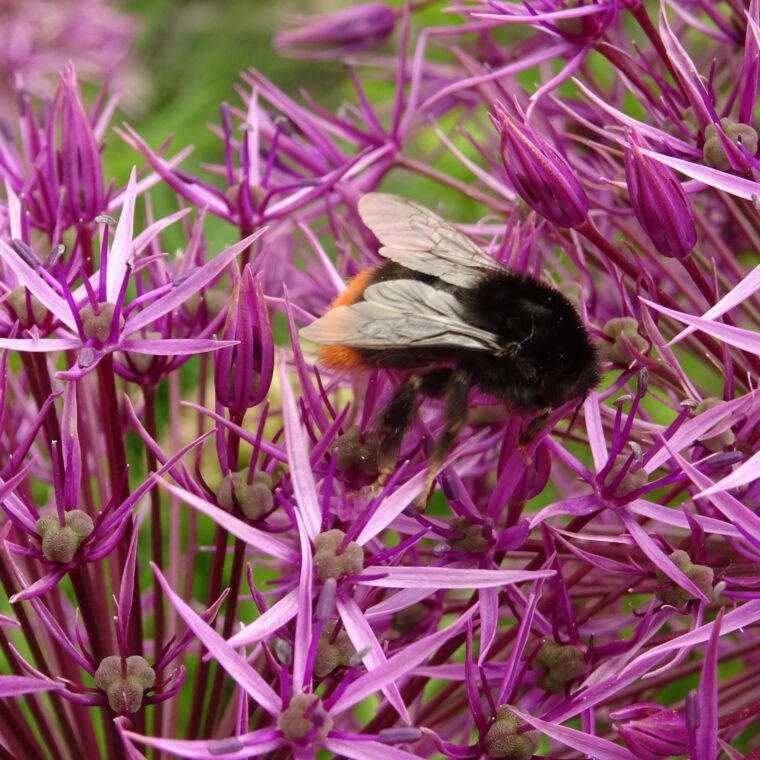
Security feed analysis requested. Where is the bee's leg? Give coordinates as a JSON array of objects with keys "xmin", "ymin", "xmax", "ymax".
[
  {"xmin": 518, "ymin": 407, "xmax": 552, "ymax": 446},
  {"xmin": 376, "ymin": 376, "xmax": 422, "ymax": 479},
  {"xmin": 426, "ymin": 369, "xmax": 473, "ymax": 493}
]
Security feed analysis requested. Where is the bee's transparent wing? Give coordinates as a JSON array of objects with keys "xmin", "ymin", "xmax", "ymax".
[
  {"xmin": 301, "ymin": 279, "xmax": 502, "ymax": 352},
  {"xmin": 358, "ymin": 193, "xmax": 505, "ymax": 289}
]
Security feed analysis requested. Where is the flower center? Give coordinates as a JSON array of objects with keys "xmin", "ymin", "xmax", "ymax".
[
  {"xmin": 313, "ymin": 529, "xmax": 364, "ymax": 581},
  {"xmin": 277, "ymin": 693, "xmax": 333, "ymax": 743}
]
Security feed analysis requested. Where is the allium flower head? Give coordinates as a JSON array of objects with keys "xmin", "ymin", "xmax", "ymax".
[{"xmin": 3, "ymin": 2, "xmax": 760, "ymax": 758}]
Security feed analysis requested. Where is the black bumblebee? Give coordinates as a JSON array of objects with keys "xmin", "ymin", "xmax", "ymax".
[{"xmin": 301, "ymin": 194, "xmax": 600, "ymax": 483}]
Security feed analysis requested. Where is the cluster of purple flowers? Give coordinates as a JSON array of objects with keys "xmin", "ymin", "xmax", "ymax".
[{"xmin": 0, "ymin": 1, "xmax": 759, "ymax": 758}]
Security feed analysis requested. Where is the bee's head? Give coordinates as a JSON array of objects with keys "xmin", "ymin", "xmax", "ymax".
[{"xmin": 546, "ymin": 346, "xmax": 601, "ymax": 407}]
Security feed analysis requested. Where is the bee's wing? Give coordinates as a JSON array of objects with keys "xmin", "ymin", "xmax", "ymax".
[
  {"xmin": 358, "ymin": 193, "xmax": 505, "ymax": 288},
  {"xmin": 301, "ymin": 279, "xmax": 502, "ymax": 352}
]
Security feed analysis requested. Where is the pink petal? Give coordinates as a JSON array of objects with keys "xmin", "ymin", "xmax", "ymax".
[
  {"xmin": 123, "ymin": 229, "xmax": 267, "ymax": 336},
  {"xmin": 0, "ymin": 241, "xmax": 76, "ymax": 331},
  {"xmin": 644, "ymin": 394, "xmax": 753, "ymax": 473},
  {"xmin": 695, "ymin": 609, "xmax": 721, "ymax": 760},
  {"xmin": 664, "ymin": 445, "xmax": 760, "ymax": 552},
  {"xmin": 0, "ymin": 337, "xmax": 83, "ymax": 353},
  {"xmin": 121, "ymin": 339, "xmax": 238, "ymax": 356},
  {"xmin": 227, "ymin": 589, "xmax": 299, "ymax": 649},
  {"xmin": 359, "ymin": 566, "xmax": 554, "ymax": 589},
  {"xmin": 0, "ymin": 675, "xmax": 61, "ymax": 698},
  {"xmin": 618, "ymin": 513, "xmax": 709, "ymax": 603},
  {"xmin": 152, "ymin": 563, "xmax": 281, "ymax": 716},
  {"xmin": 154, "ymin": 480, "xmax": 297, "ymax": 563},
  {"xmin": 668, "ymin": 266, "xmax": 760, "ymax": 346},
  {"xmin": 279, "ymin": 356, "xmax": 321, "ymax": 540},
  {"xmin": 132, "ymin": 208, "xmax": 192, "ymax": 257},
  {"xmin": 106, "ymin": 167, "xmax": 137, "ymax": 302},
  {"xmin": 322, "ymin": 738, "xmax": 421, "ymax": 760},
  {"xmin": 639, "ymin": 147, "xmax": 760, "ymax": 199},
  {"xmin": 331, "ymin": 604, "xmax": 478, "ymax": 716},
  {"xmin": 478, "ymin": 586, "xmax": 498, "ymax": 665},
  {"xmin": 620, "ymin": 600, "xmax": 760, "ymax": 679},
  {"xmin": 337, "ymin": 596, "xmax": 410, "ymax": 723},
  {"xmin": 642, "ymin": 297, "xmax": 760, "ymax": 354},
  {"xmin": 697, "ymin": 450, "xmax": 760, "ymax": 496},
  {"xmin": 356, "ymin": 469, "xmax": 428, "ymax": 545},
  {"xmin": 512, "ymin": 708, "xmax": 637, "ymax": 760},
  {"xmin": 292, "ymin": 511, "xmax": 313, "ymax": 692},
  {"xmin": 121, "ymin": 728, "xmax": 284, "ymax": 759}
]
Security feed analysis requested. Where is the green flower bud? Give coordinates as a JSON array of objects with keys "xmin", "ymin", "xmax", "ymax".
[
  {"xmin": 655, "ymin": 550, "xmax": 714, "ymax": 607},
  {"xmin": 277, "ymin": 693, "xmax": 333, "ymax": 742},
  {"xmin": 80, "ymin": 302, "xmax": 122, "ymax": 343},
  {"xmin": 603, "ymin": 317, "xmax": 648, "ymax": 365},
  {"xmin": 703, "ymin": 118, "xmax": 758, "ymax": 171},
  {"xmin": 604, "ymin": 455, "xmax": 648, "ymax": 498},
  {"xmin": 216, "ymin": 470, "xmax": 273, "ymax": 521},
  {"xmin": 6, "ymin": 286, "xmax": 47, "ymax": 327},
  {"xmin": 94, "ymin": 655, "xmax": 156, "ymax": 714},
  {"xmin": 535, "ymin": 640, "xmax": 586, "ymax": 693},
  {"xmin": 484, "ymin": 705, "xmax": 539, "ymax": 759},
  {"xmin": 35, "ymin": 510, "xmax": 94, "ymax": 564},
  {"xmin": 313, "ymin": 620, "xmax": 355, "ymax": 677},
  {"xmin": 313, "ymin": 529, "xmax": 364, "ymax": 582}
]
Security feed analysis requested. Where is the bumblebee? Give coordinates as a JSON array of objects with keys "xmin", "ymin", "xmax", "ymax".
[{"xmin": 301, "ymin": 194, "xmax": 600, "ymax": 484}]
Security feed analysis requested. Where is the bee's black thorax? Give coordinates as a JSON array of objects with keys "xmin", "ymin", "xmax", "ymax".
[{"xmin": 356, "ymin": 261, "xmax": 599, "ymax": 411}]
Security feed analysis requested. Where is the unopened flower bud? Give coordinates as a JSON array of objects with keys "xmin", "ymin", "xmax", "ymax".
[
  {"xmin": 60, "ymin": 66, "xmax": 105, "ymax": 222},
  {"xmin": 216, "ymin": 470, "xmax": 273, "ymax": 521},
  {"xmin": 625, "ymin": 135, "xmax": 697, "ymax": 259},
  {"xmin": 275, "ymin": 3, "xmax": 396, "ymax": 58},
  {"xmin": 693, "ymin": 397, "xmax": 736, "ymax": 452},
  {"xmin": 277, "ymin": 694, "xmax": 333, "ymax": 742},
  {"xmin": 313, "ymin": 619, "xmax": 355, "ymax": 677},
  {"xmin": 612, "ymin": 703, "xmax": 688, "ymax": 758},
  {"xmin": 484, "ymin": 705, "xmax": 539, "ymax": 759},
  {"xmin": 313, "ymin": 529, "xmax": 364, "ymax": 581},
  {"xmin": 603, "ymin": 317, "xmax": 648, "ymax": 364},
  {"xmin": 495, "ymin": 102, "xmax": 589, "ymax": 228},
  {"xmin": 214, "ymin": 267, "xmax": 274, "ymax": 413},
  {"xmin": 655, "ymin": 550, "xmax": 714, "ymax": 607},
  {"xmin": 703, "ymin": 118, "xmax": 758, "ymax": 171},
  {"xmin": 36, "ymin": 510, "xmax": 94, "ymax": 564},
  {"xmin": 94, "ymin": 655, "xmax": 156, "ymax": 714}
]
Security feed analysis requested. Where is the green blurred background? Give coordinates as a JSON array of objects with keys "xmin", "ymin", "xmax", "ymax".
[{"xmin": 109, "ymin": 0, "xmax": 361, "ymax": 179}]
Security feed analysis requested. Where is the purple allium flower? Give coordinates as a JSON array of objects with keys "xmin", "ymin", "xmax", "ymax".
[
  {"xmin": 2, "ymin": 1, "xmax": 760, "ymax": 757},
  {"xmin": 0, "ymin": 0, "xmax": 139, "ymax": 118}
]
